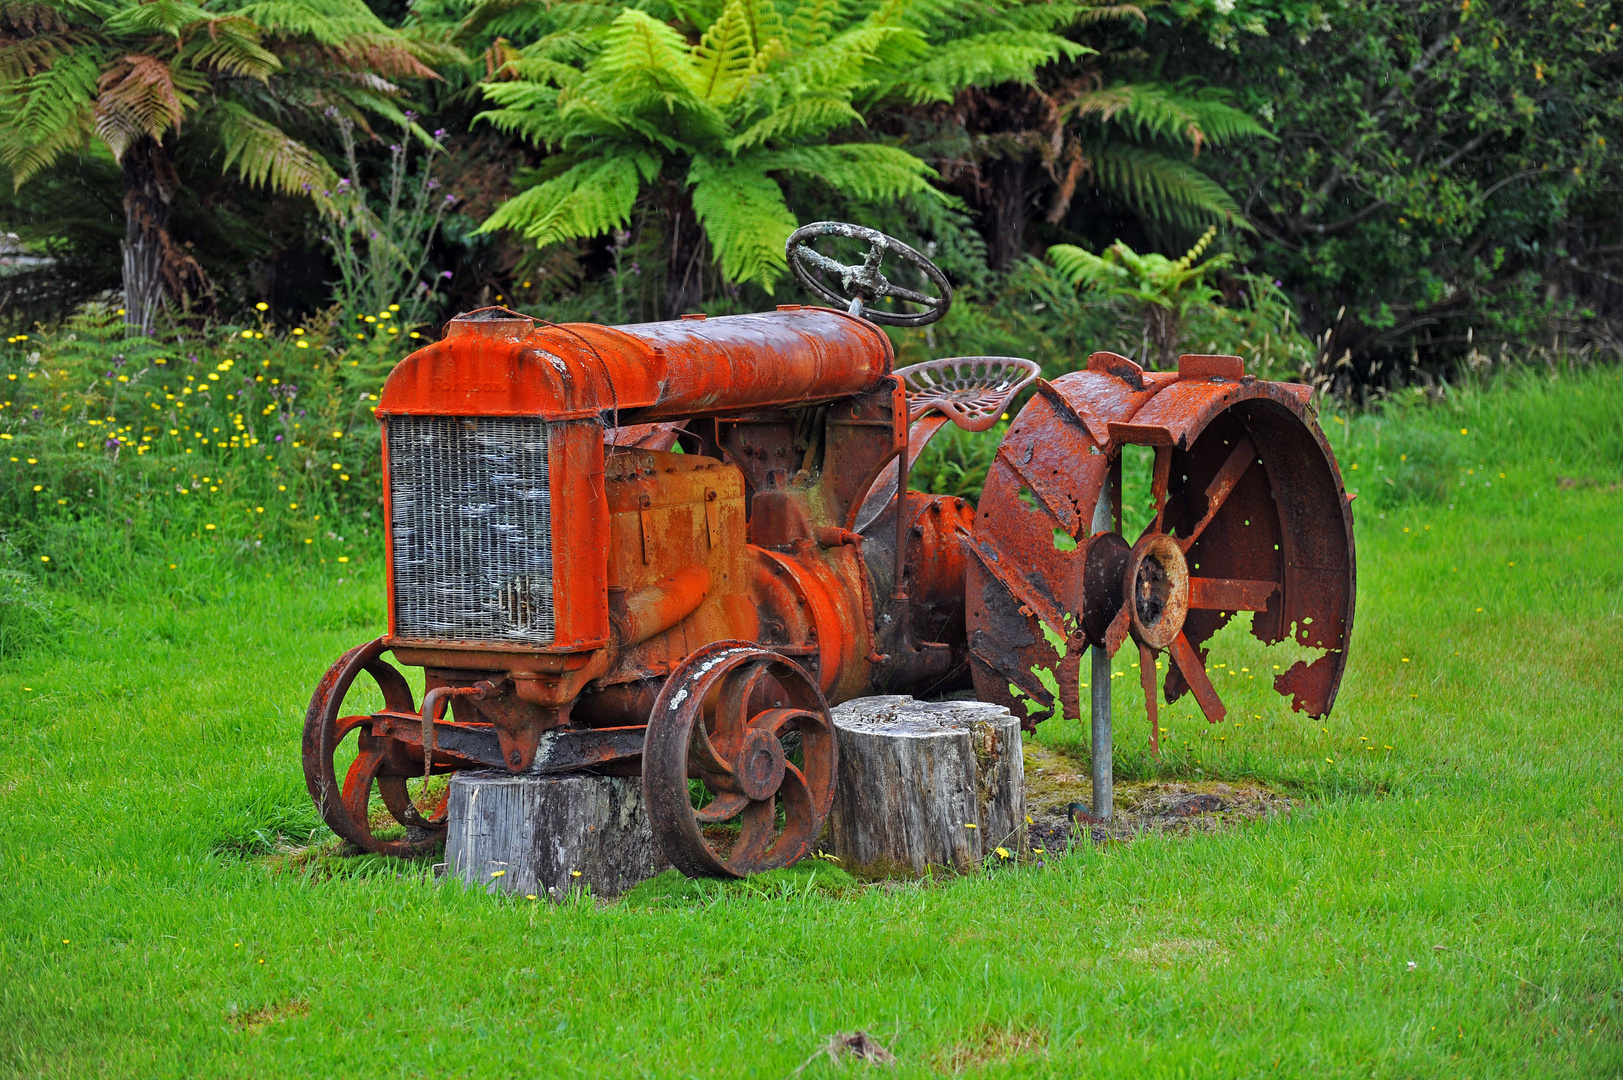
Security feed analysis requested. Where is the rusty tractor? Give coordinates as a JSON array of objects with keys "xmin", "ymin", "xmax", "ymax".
[{"xmin": 302, "ymin": 221, "xmax": 1355, "ymax": 876}]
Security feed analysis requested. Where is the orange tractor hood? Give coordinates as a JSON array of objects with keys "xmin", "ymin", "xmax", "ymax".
[{"xmin": 377, "ymin": 305, "xmax": 895, "ymax": 422}]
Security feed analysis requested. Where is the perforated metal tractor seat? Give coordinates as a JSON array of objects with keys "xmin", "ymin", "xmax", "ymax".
[{"xmin": 895, "ymin": 356, "xmax": 1040, "ymax": 430}]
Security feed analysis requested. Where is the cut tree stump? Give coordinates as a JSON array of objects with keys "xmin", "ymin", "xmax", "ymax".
[
  {"xmin": 827, "ymin": 695, "xmax": 1025, "ymax": 876},
  {"xmin": 444, "ymin": 771, "xmax": 668, "ymax": 899}
]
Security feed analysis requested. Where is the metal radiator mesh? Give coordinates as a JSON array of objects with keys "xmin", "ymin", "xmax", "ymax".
[{"xmin": 387, "ymin": 415, "xmax": 555, "ymax": 646}]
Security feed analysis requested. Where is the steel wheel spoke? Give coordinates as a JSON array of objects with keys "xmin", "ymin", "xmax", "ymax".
[
  {"xmin": 379, "ymin": 775, "xmax": 446, "ymax": 829},
  {"xmin": 1169, "ymin": 632, "xmax": 1227, "ymax": 725},
  {"xmin": 688, "ymin": 719, "xmax": 737, "ymax": 779},
  {"xmin": 1178, "ymin": 435, "xmax": 1255, "ymax": 551},
  {"xmin": 740, "ymin": 763, "xmax": 815, "ymax": 874},
  {"xmin": 748, "ymin": 707, "xmax": 818, "ymax": 737},
  {"xmin": 341, "ymin": 747, "xmax": 386, "ymax": 831},
  {"xmin": 1139, "ymin": 644, "xmax": 1160, "ymax": 757},
  {"xmin": 731, "ymin": 798, "xmax": 778, "ymax": 870},
  {"xmin": 694, "ymin": 792, "xmax": 749, "ymax": 824},
  {"xmin": 715, "ymin": 661, "xmax": 771, "ymax": 744},
  {"xmin": 1187, "ymin": 577, "xmax": 1279, "ymax": 612}
]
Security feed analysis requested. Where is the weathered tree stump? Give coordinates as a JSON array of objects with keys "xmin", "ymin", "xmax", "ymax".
[
  {"xmin": 444, "ymin": 771, "xmax": 668, "ymax": 899},
  {"xmin": 828, "ymin": 695, "xmax": 1025, "ymax": 876}
]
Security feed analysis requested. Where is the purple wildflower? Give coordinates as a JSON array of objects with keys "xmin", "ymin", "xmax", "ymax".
[
  {"xmin": 433, "ymin": 128, "xmax": 446, "ymax": 139},
  {"xmin": 275, "ymin": 434, "xmax": 283, "ymax": 442},
  {"xmin": 442, "ymin": 271, "xmax": 453, "ymax": 279}
]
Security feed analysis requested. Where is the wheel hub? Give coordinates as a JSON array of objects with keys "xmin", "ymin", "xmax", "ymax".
[
  {"xmin": 1124, "ymin": 534, "xmax": 1189, "ymax": 650},
  {"xmin": 737, "ymin": 726, "xmax": 787, "ymax": 801}
]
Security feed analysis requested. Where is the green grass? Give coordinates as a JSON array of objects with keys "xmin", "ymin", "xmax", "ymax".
[{"xmin": 0, "ymin": 366, "xmax": 1620, "ymax": 1077}]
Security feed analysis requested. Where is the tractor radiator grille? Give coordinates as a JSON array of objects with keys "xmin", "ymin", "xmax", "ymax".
[{"xmin": 387, "ymin": 415, "xmax": 555, "ymax": 646}]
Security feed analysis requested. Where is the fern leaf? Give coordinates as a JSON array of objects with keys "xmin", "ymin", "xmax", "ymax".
[
  {"xmin": 477, "ymin": 152, "xmax": 656, "ymax": 248},
  {"xmin": 786, "ymin": 0, "xmax": 844, "ymax": 48},
  {"xmin": 756, "ymin": 141, "xmax": 936, "ymax": 201},
  {"xmin": 885, "ymin": 32, "xmax": 1084, "ymax": 103},
  {"xmin": 13, "ymin": 44, "xmax": 100, "ymax": 144},
  {"xmin": 179, "ymin": 17, "xmax": 281, "ymax": 80},
  {"xmin": 0, "ymin": 32, "xmax": 82, "ymax": 83},
  {"xmin": 214, "ymin": 101, "xmax": 342, "ymax": 206},
  {"xmin": 0, "ymin": 108, "xmax": 85, "ymax": 185},
  {"xmin": 688, "ymin": 152, "xmax": 796, "ymax": 291},
  {"xmin": 1069, "ymin": 81, "xmax": 1273, "ymax": 153},
  {"xmin": 724, "ymin": 95, "xmax": 861, "ymax": 151},
  {"xmin": 1085, "ymin": 143, "xmax": 1251, "ymax": 231},
  {"xmin": 690, "ymin": 0, "xmax": 755, "ymax": 106},
  {"xmin": 93, "ymin": 54, "xmax": 198, "ymax": 160},
  {"xmin": 102, "ymin": 0, "xmax": 212, "ymax": 37}
]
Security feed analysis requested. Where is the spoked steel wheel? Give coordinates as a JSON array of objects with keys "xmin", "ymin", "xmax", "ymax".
[
  {"xmin": 967, "ymin": 353, "xmax": 1355, "ymax": 744},
  {"xmin": 642, "ymin": 641, "xmax": 838, "ymax": 877},
  {"xmin": 301, "ymin": 638, "xmax": 447, "ymax": 857}
]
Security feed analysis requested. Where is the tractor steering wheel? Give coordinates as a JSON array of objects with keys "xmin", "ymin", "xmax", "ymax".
[{"xmin": 785, "ymin": 221, "xmax": 952, "ymax": 327}]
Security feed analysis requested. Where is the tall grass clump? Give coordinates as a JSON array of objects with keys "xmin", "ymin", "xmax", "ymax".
[{"xmin": 0, "ymin": 304, "xmax": 416, "ymax": 593}]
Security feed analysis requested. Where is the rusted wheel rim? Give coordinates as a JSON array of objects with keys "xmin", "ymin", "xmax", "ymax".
[
  {"xmin": 301, "ymin": 638, "xmax": 445, "ymax": 857},
  {"xmin": 642, "ymin": 640, "xmax": 837, "ymax": 878}
]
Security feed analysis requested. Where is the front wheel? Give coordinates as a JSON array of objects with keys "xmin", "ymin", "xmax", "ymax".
[
  {"xmin": 642, "ymin": 642, "xmax": 838, "ymax": 877},
  {"xmin": 301, "ymin": 638, "xmax": 447, "ymax": 857}
]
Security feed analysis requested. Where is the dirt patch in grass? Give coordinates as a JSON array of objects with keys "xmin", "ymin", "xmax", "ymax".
[
  {"xmin": 931, "ymin": 1022, "xmax": 1046, "ymax": 1073},
  {"xmin": 228, "ymin": 998, "xmax": 309, "ymax": 1034},
  {"xmin": 1023, "ymin": 740, "xmax": 1294, "ymax": 852}
]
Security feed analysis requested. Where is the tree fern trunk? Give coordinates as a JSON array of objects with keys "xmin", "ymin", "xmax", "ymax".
[
  {"xmin": 120, "ymin": 137, "xmax": 180, "ymax": 335},
  {"xmin": 987, "ymin": 155, "xmax": 1033, "ymax": 271},
  {"xmin": 662, "ymin": 183, "xmax": 708, "ymax": 319}
]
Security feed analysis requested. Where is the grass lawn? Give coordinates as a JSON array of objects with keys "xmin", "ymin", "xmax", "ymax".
[{"xmin": 1, "ymin": 368, "xmax": 1620, "ymax": 1077}]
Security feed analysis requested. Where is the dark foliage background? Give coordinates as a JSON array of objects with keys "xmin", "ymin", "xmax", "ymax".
[{"xmin": 2, "ymin": 0, "xmax": 1618, "ymax": 389}]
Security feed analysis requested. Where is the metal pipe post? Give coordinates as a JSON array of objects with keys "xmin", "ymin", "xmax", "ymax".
[{"xmin": 1089, "ymin": 478, "xmax": 1114, "ymax": 822}]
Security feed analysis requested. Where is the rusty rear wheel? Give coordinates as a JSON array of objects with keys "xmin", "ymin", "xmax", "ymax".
[
  {"xmin": 643, "ymin": 641, "xmax": 837, "ymax": 878},
  {"xmin": 302, "ymin": 638, "xmax": 447, "ymax": 857}
]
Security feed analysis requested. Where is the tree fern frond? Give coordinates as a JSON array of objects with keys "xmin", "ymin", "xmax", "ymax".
[
  {"xmin": 1086, "ymin": 143, "xmax": 1251, "ymax": 231},
  {"xmin": 0, "ymin": 104, "xmax": 84, "ymax": 185},
  {"xmin": 592, "ymin": 8, "xmax": 693, "ymax": 83},
  {"xmin": 179, "ymin": 17, "xmax": 280, "ymax": 79},
  {"xmin": 1073, "ymin": 3, "xmax": 1144, "ymax": 25},
  {"xmin": 478, "ymin": 152, "xmax": 657, "ymax": 247},
  {"xmin": 214, "ymin": 100, "xmax": 341, "ymax": 205},
  {"xmin": 93, "ymin": 54, "xmax": 198, "ymax": 159},
  {"xmin": 688, "ymin": 151, "xmax": 795, "ymax": 290},
  {"xmin": 13, "ymin": 43, "xmax": 99, "ymax": 142},
  {"xmin": 1070, "ymin": 81, "xmax": 1273, "ymax": 152},
  {"xmin": 724, "ymin": 95, "xmax": 860, "ymax": 151},
  {"xmin": 1048, "ymin": 242, "xmax": 1128, "ymax": 291},
  {"xmin": 886, "ymin": 31, "xmax": 1083, "ymax": 102},
  {"xmin": 757, "ymin": 141, "xmax": 936, "ymax": 201},
  {"xmin": 690, "ymin": 0, "xmax": 755, "ymax": 105},
  {"xmin": 737, "ymin": 0, "xmax": 785, "ymax": 56},
  {"xmin": 102, "ymin": 0, "xmax": 211, "ymax": 37},
  {"xmin": 227, "ymin": 0, "xmax": 393, "ymax": 45},
  {"xmin": 786, "ymin": 0, "xmax": 844, "ymax": 48},
  {"xmin": 0, "ymin": 31, "xmax": 84, "ymax": 82},
  {"xmin": 489, "ymin": 55, "xmax": 580, "ymax": 85}
]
